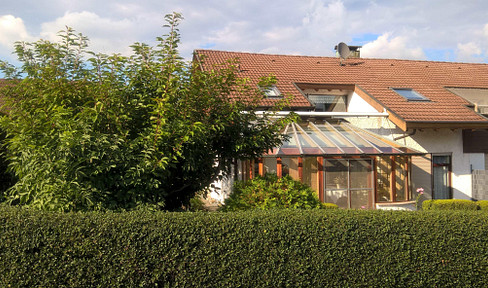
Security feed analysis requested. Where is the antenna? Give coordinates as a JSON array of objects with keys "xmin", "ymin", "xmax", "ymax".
[{"xmin": 337, "ymin": 42, "xmax": 350, "ymax": 65}]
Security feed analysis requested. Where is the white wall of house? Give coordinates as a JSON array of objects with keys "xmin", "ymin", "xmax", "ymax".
[
  {"xmin": 470, "ymin": 153, "xmax": 485, "ymax": 170},
  {"xmin": 348, "ymin": 115, "xmax": 477, "ymax": 200},
  {"xmin": 345, "ymin": 90, "xmax": 479, "ymax": 200},
  {"xmin": 347, "ymin": 92, "xmax": 380, "ymax": 113}
]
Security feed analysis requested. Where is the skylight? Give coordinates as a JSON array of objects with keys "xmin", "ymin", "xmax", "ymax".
[
  {"xmin": 392, "ymin": 88, "xmax": 430, "ymax": 101},
  {"xmin": 260, "ymin": 85, "xmax": 282, "ymax": 98}
]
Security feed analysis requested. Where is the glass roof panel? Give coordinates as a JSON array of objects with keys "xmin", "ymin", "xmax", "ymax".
[
  {"xmin": 334, "ymin": 123, "xmax": 380, "ymax": 154},
  {"xmin": 314, "ymin": 123, "xmax": 363, "ymax": 154},
  {"xmin": 264, "ymin": 120, "xmax": 423, "ymax": 157},
  {"xmin": 295, "ymin": 128, "xmax": 324, "ymax": 155},
  {"xmin": 276, "ymin": 124, "xmax": 301, "ymax": 156},
  {"xmin": 298, "ymin": 122, "xmax": 335, "ymax": 146},
  {"xmin": 345, "ymin": 125, "xmax": 403, "ymax": 154},
  {"xmin": 297, "ymin": 123, "xmax": 344, "ymax": 154}
]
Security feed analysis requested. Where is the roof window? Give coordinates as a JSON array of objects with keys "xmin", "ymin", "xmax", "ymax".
[
  {"xmin": 260, "ymin": 85, "xmax": 282, "ymax": 98},
  {"xmin": 392, "ymin": 88, "xmax": 430, "ymax": 101}
]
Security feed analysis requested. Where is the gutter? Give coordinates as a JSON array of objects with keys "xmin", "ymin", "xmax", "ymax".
[
  {"xmin": 254, "ymin": 111, "xmax": 390, "ymax": 118},
  {"xmin": 394, "ymin": 129, "xmax": 417, "ymax": 141}
]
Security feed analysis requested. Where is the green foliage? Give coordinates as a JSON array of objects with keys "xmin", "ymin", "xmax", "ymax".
[
  {"xmin": 0, "ymin": 13, "xmax": 293, "ymax": 211},
  {"xmin": 2, "ymin": 207, "xmax": 488, "ymax": 287},
  {"xmin": 0, "ymin": 132, "xmax": 15, "ymax": 200},
  {"xmin": 189, "ymin": 196, "xmax": 207, "ymax": 212},
  {"xmin": 477, "ymin": 200, "xmax": 488, "ymax": 211},
  {"xmin": 422, "ymin": 199, "xmax": 479, "ymax": 210},
  {"xmin": 221, "ymin": 174, "xmax": 323, "ymax": 211}
]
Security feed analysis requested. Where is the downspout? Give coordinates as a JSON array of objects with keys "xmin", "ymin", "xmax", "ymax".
[{"xmin": 394, "ymin": 129, "xmax": 417, "ymax": 141}]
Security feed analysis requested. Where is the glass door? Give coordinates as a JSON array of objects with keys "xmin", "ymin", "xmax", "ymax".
[
  {"xmin": 349, "ymin": 159, "xmax": 374, "ymax": 209},
  {"xmin": 324, "ymin": 159, "xmax": 373, "ymax": 209},
  {"xmin": 324, "ymin": 159, "xmax": 349, "ymax": 208}
]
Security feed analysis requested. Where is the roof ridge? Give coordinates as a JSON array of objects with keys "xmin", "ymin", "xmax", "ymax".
[
  {"xmin": 194, "ymin": 49, "xmax": 488, "ymax": 66},
  {"xmin": 193, "ymin": 49, "xmax": 337, "ymax": 60}
]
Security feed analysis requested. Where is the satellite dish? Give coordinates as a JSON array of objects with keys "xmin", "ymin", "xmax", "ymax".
[{"xmin": 337, "ymin": 42, "xmax": 350, "ymax": 65}]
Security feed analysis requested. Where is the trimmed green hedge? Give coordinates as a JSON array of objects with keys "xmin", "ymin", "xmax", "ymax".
[
  {"xmin": 321, "ymin": 202, "xmax": 339, "ymax": 209},
  {"xmin": 423, "ymin": 199, "xmax": 480, "ymax": 210},
  {"xmin": 2, "ymin": 207, "xmax": 488, "ymax": 287},
  {"xmin": 477, "ymin": 200, "xmax": 488, "ymax": 211}
]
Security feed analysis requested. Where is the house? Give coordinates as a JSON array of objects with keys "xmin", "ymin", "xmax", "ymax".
[{"xmin": 194, "ymin": 49, "xmax": 488, "ymax": 209}]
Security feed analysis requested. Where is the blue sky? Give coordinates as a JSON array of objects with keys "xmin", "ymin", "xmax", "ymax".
[{"xmin": 1, "ymin": 0, "xmax": 487, "ymax": 66}]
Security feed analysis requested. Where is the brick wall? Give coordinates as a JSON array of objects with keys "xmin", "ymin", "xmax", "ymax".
[{"xmin": 473, "ymin": 170, "xmax": 488, "ymax": 200}]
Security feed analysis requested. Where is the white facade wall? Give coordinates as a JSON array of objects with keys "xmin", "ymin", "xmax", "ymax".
[
  {"xmin": 470, "ymin": 154, "xmax": 485, "ymax": 170},
  {"xmin": 346, "ymin": 91, "xmax": 478, "ymax": 199},
  {"xmin": 348, "ymin": 91, "xmax": 381, "ymax": 113}
]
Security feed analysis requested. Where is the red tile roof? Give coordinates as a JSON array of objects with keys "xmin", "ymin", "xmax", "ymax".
[{"xmin": 194, "ymin": 49, "xmax": 488, "ymax": 130}]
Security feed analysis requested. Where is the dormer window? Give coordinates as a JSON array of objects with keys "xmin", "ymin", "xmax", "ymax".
[
  {"xmin": 260, "ymin": 85, "xmax": 282, "ymax": 98},
  {"xmin": 392, "ymin": 88, "xmax": 430, "ymax": 101},
  {"xmin": 445, "ymin": 87, "xmax": 488, "ymax": 116},
  {"xmin": 308, "ymin": 94, "xmax": 347, "ymax": 112}
]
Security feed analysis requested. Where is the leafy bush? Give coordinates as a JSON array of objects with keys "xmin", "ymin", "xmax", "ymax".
[
  {"xmin": 477, "ymin": 200, "xmax": 488, "ymax": 211},
  {"xmin": 2, "ymin": 207, "xmax": 488, "ymax": 287},
  {"xmin": 422, "ymin": 199, "xmax": 479, "ymax": 210},
  {"xmin": 221, "ymin": 174, "xmax": 323, "ymax": 211}
]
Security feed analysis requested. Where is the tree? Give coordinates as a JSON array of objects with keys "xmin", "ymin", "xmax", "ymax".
[{"xmin": 0, "ymin": 13, "xmax": 294, "ymax": 211}]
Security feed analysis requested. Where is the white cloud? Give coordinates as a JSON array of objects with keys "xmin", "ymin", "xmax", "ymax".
[
  {"xmin": 456, "ymin": 42, "xmax": 483, "ymax": 63},
  {"xmin": 452, "ymin": 23, "xmax": 488, "ymax": 63},
  {"xmin": 0, "ymin": 15, "xmax": 33, "ymax": 47},
  {"xmin": 263, "ymin": 27, "xmax": 300, "ymax": 42},
  {"xmin": 39, "ymin": 11, "xmax": 139, "ymax": 55},
  {"xmin": 207, "ymin": 21, "xmax": 251, "ymax": 47},
  {"xmin": 361, "ymin": 33, "xmax": 426, "ymax": 60},
  {"xmin": 299, "ymin": 0, "xmax": 347, "ymax": 54},
  {"xmin": 302, "ymin": 0, "xmax": 345, "ymax": 33},
  {"xmin": 1, "ymin": 1, "xmax": 488, "ymax": 64}
]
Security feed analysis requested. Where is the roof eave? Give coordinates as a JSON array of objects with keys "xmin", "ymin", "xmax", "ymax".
[{"xmin": 405, "ymin": 121, "xmax": 488, "ymax": 130}]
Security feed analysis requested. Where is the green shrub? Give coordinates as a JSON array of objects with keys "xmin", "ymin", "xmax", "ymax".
[
  {"xmin": 189, "ymin": 196, "xmax": 207, "ymax": 211},
  {"xmin": 2, "ymin": 207, "xmax": 488, "ymax": 287},
  {"xmin": 422, "ymin": 199, "xmax": 479, "ymax": 210},
  {"xmin": 477, "ymin": 200, "xmax": 488, "ymax": 211},
  {"xmin": 221, "ymin": 174, "xmax": 322, "ymax": 211}
]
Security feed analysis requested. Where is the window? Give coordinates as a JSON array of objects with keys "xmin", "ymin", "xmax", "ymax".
[
  {"xmin": 432, "ymin": 155, "xmax": 451, "ymax": 199},
  {"xmin": 376, "ymin": 156, "xmax": 411, "ymax": 202},
  {"xmin": 392, "ymin": 88, "xmax": 430, "ymax": 101},
  {"xmin": 260, "ymin": 85, "xmax": 282, "ymax": 98},
  {"xmin": 308, "ymin": 95, "xmax": 346, "ymax": 112}
]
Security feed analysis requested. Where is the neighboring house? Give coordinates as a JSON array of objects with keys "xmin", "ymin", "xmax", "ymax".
[{"xmin": 194, "ymin": 49, "xmax": 488, "ymax": 209}]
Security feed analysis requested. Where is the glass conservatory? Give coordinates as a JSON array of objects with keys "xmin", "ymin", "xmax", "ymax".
[{"xmin": 240, "ymin": 120, "xmax": 423, "ymax": 209}]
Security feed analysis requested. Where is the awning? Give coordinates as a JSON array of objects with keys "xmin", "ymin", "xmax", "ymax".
[{"xmin": 265, "ymin": 120, "xmax": 423, "ymax": 157}]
